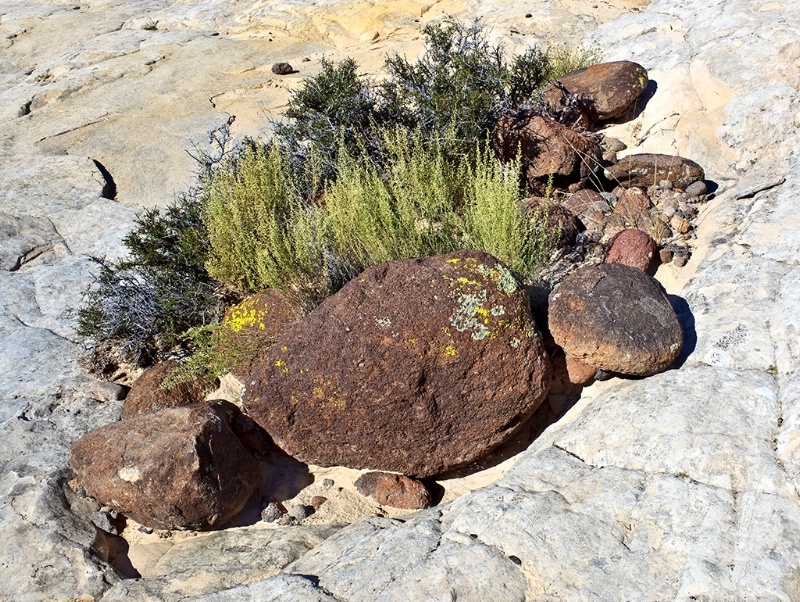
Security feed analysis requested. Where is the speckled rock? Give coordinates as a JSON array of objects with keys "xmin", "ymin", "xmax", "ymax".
[
  {"xmin": 69, "ymin": 401, "xmax": 259, "ymax": 530},
  {"xmin": 612, "ymin": 187, "xmax": 652, "ymax": 229},
  {"xmin": 243, "ymin": 250, "xmax": 551, "ymax": 478},
  {"xmin": 548, "ymin": 263, "xmax": 683, "ymax": 376}
]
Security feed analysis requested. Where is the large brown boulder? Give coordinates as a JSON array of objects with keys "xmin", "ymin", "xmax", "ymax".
[
  {"xmin": 493, "ymin": 110, "xmax": 603, "ymax": 194},
  {"xmin": 121, "ymin": 359, "xmax": 205, "ymax": 420},
  {"xmin": 548, "ymin": 263, "xmax": 682, "ymax": 376},
  {"xmin": 605, "ymin": 154, "xmax": 705, "ymax": 190},
  {"xmin": 243, "ymin": 250, "xmax": 551, "ymax": 478},
  {"xmin": 69, "ymin": 401, "xmax": 260, "ymax": 530},
  {"xmin": 543, "ymin": 61, "xmax": 649, "ymax": 125}
]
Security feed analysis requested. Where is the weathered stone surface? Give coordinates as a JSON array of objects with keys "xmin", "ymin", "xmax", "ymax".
[
  {"xmin": 604, "ymin": 228, "xmax": 658, "ymax": 273},
  {"xmin": 120, "ymin": 359, "xmax": 206, "ymax": 419},
  {"xmin": 544, "ymin": 60, "xmax": 649, "ymax": 124},
  {"xmin": 613, "ymin": 186, "xmax": 652, "ymax": 228},
  {"xmin": 70, "ymin": 401, "xmax": 259, "ymax": 530},
  {"xmin": 354, "ymin": 472, "xmax": 432, "ymax": 509},
  {"xmin": 493, "ymin": 110, "xmax": 603, "ymax": 194},
  {"xmin": 244, "ymin": 250, "xmax": 551, "ymax": 478},
  {"xmin": 100, "ymin": 525, "xmax": 343, "ymax": 601},
  {"xmin": 606, "ymin": 154, "xmax": 705, "ymax": 190},
  {"xmin": 562, "ymin": 188, "xmax": 608, "ymax": 218},
  {"xmin": 548, "ymin": 263, "xmax": 682, "ymax": 376}
]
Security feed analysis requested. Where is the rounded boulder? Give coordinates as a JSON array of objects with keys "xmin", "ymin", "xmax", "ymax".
[
  {"xmin": 243, "ymin": 250, "xmax": 551, "ymax": 478},
  {"xmin": 548, "ymin": 263, "xmax": 682, "ymax": 376}
]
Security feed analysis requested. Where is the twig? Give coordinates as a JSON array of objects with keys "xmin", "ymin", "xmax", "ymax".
[{"xmin": 733, "ymin": 176, "xmax": 786, "ymax": 200}]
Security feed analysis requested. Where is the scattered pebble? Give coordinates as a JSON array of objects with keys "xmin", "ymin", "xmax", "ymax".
[
  {"xmin": 525, "ymin": 13, "xmax": 532, "ymax": 18},
  {"xmin": 322, "ymin": 478, "xmax": 334, "ymax": 488},
  {"xmin": 288, "ymin": 504, "xmax": 313, "ymax": 521},
  {"xmin": 277, "ymin": 515, "xmax": 294, "ymax": 526},
  {"xmin": 684, "ymin": 180, "xmax": 707, "ymax": 197},
  {"xmin": 138, "ymin": 525, "xmax": 153, "ymax": 534},
  {"xmin": 310, "ymin": 496, "xmax": 328, "ymax": 509}
]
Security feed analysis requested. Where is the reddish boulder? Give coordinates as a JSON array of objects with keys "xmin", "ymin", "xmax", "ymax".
[
  {"xmin": 69, "ymin": 401, "xmax": 259, "ymax": 530},
  {"xmin": 543, "ymin": 61, "xmax": 649, "ymax": 125},
  {"xmin": 121, "ymin": 360, "xmax": 205, "ymax": 420},
  {"xmin": 243, "ymin": 250, "xmax": 551, "ymax": 478},
  {"xmin": 606, "ymin": 154, "xmax": 705, "ymax": 190},
  {"xmin": 354, "ymin": 472, "xmax": 432, "ymax": 510},
  {"xmin": 548, "ymin": 263, "xmax": 682, "ymax": 376},
  {"xmin": 604, "ymin": 229, "xmax": 658, "ymax": 274},
  {"xmin": 493, "ymin": 110, "xmax": 603, "ymax": 195}
]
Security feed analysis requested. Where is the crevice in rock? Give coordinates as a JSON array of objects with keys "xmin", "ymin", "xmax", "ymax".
[
  {"xmin": 551, "ymin": 443, "xmax": 596, "ymax": 467},
  {"xmin": 9, "ymin": 244, "xmax": 54, "ymax": 271},
  {"xmin": 92, "ymin": 159, "xmax": 117, "ymax": 200},
  {"xmin": 17, "ymin": 100, "xmax": 32, "ymax": 117}
]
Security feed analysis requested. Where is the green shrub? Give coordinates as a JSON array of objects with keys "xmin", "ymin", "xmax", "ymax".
[{"xmin": 75, "ymin": 189, "xmax": 224, "ymax": 368}]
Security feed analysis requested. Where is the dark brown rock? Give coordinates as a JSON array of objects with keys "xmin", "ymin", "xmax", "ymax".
[
  {"xmin": 548, "ymin": 263, "xmax": 683, "ymax": 376},
  {"xmin": 121, "ymin": 360, "xmax": 205, "ymax": 420},
  {"xmin": 221, "ymin": 289, "xmax": 301, "ymax": 380},
  {"xmin": 606, "ymin": 154, "xmax": 705, "ymax": 190},
  {"xmin": 613, "ymin": 187, "xmax": 652, "ymax": 229},
  {"xmin": 522, "ymin": 198, "xmax": 583, "ymax": 248},
  {"xmin": 354, "ymin": 472, "xmax": 432, "ymax": 509},
  {"xmin": 604, "ymin": 229, "xmax": 658, "ymax": 274},
  {"xmin": 493, "ymin": 110, "xmax": 603, "ymax": 195},
  {"xmin": 271, "ymin": 62, "xmax": 293, "ymax": 75},
  {"xmin": 243, "ymin": 250, "xmax": 551, "ymax": 478},
  {"xmin": 69, "ymin": 401, "xmax": 260, "ymax": 530},
  {"xmin": 543, "ymin": 61, "xmax": 649, "ymax": 125}
]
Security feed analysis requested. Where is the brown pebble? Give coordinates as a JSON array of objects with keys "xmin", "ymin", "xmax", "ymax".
[
  {"xmin": 310, "ymin": 496, "xmax": 328, "ymax": 509},
  {"xmin": 673, "ymin": 254, "xmax": 688, "ymax": 267},
  {"xmin": 659, "ymin": 248, "xmax": 674, "ymax": 264}
]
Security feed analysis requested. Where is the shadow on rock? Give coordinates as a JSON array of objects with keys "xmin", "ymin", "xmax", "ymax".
[
  {"xmin": 668, "ymin": 293, "xmax": 696, "ymax": 369},
  {"xmin": 222, "ymin": 451, "xmax": 313, "ymax": 528}
]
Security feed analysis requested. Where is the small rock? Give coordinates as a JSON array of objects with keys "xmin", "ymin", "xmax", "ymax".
[
  {"xmin": 91, "ymin": 510, "xmax": 125, "ymax": 535},
  {"xmin": 302, "ymin": 57, "xmax": 311, "ymax": 62},
  {"xmin": 354, "ymin": 472, "xmax": 432, "ymax": 510},
  {"xmin": 601, "ymin": 137, "xmax": 627, "ymax": 153},
  {"xmin": 271, "ymin": 62, "xmax": 293, "ymax": 75},
  {"xmin": 564, "ymin": 356, "xmax": 597, "ymax": 386},
  {"xmin": 94, "ymin": 381, "xmax": 129, "ymax": 402},
  {"xmin": 310, "ymin": 496, "xmax": 328, "ymax": 510},
  {"xmin": 138, "ymin": 525, "xmax": 153, "ymax": 534},
  {"xmin": 659, "ymin": 180, "xmax": 674, "ymax": 190},
  {"xmin": 606, "ymin": 154, "xmax": 705, "ymax": 190},
  {"xmin": 277, "ymin": 515, "xmax": 294, "ymax": 526},
  {"xmin": 321, "ymin": 478, "xmax": 334, "ymax": 488},
  {"xmin": 684, "ymin": 180, "xmax": 707, "ymax": 197},
  {"xmin": 670, "ymin": 215, "xmax": 691, "ymax": 234},
  {"xmin": 288, "ymin": 505, "xmax": 312, "ymax": 521},
  {"xmin": 261, "ymin": 501, "xmax": 286, "ymax": 523},
  {"xmin": 614, "ymin": 188, "xmax": 652, "ymax": 229},
  {"xmin": 659, "ymin": 248, "xmax": 674, "ymax": 264},
  {"xmin": 604, "ymin": 229, "xmax": 658, "ymax": 274},
  {"xmin": 673, "ymin": 254, "xmax": 688, "ymax": 267}
]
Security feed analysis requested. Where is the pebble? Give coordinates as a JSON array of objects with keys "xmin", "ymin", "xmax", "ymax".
[
  {"xmin": 673, "ymin": 254, "xmax": 688, "ymax": 267},
  {"xmin": 670, "ymin": 215, "xmax": 691, "ymax": 234},
  {"xmin": 684, "ymin": 180, "xmax": 707, "ymax": 197},
  {"xmin": 322, "ymin": 478, "xmax": 334, "ymax": 488},
  {"xmin": 659, "ymin": 248, "xmax": 674, "ymax": 264},
  {"xmin": 659, "ymin": 180, "xmax": 674, "ymax": 190},
  {"xmin": 310, "ymin": 496, "xmax": 328, "ymax": 509}
]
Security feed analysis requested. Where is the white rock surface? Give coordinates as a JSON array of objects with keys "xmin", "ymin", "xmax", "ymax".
[{"xmin": 3, "ymin": 0, "xmax": 800, "ymax": 599}]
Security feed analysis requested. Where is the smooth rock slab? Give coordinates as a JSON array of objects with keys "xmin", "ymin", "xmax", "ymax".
[
  {"xmin": 548, "ymin": 263, "xmax": 682, "ymax": 376},
  {"xmin": 70, "ymin": 401, "xmax": 259, "ymax": 530},
  {"xmin": 244, "ymin": 250, "xmax": 551, "ymax": 478}
]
